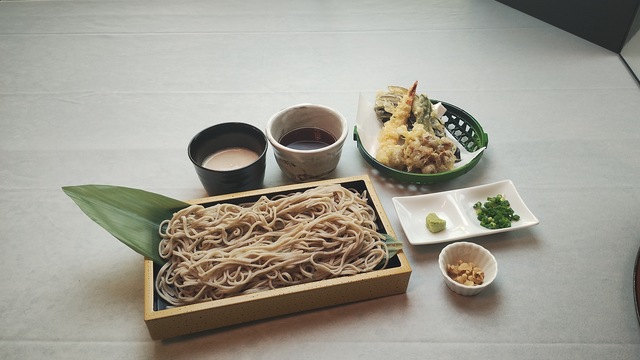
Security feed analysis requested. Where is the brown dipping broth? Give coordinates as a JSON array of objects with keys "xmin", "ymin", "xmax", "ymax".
[{"xmin": 279, "ymin": 127, "xmax": 336, "ymax": 151}]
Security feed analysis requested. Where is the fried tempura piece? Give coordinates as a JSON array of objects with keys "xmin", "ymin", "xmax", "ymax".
[
  {"xmin": 375, "ymin": 81, "xmax": 418, "ymax": 169},
  {"xmin": 374, "ymin": 81, "xmax": 456, "ymax": 174},
  {"xmin": 402, "ymin": 124, "xmax": 456, "ymax": 174}
]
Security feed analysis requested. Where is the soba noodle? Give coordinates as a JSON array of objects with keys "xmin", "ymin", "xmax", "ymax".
[{"xmin": 155, "ymin": 184, "xmax": 389, "ymax": 306}]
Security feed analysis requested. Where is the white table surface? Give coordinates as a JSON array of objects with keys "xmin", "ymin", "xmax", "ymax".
[{"xmin": 2, "ymin": 0, "xmax": 640, "ymax": 359}]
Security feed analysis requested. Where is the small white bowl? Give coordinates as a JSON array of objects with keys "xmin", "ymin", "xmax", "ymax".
[{"xmin": 438, "ymin": 241, "xmax": 497, "ymax": 296}]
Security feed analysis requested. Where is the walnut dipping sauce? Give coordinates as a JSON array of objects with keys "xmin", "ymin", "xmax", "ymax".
[
  {"xmin": 201, "ymin": 147, "xmax": 260, "ymax": 171},
  {"xmin": 188, "ymin": 122, "xmax": 268, "ymax": 196}
]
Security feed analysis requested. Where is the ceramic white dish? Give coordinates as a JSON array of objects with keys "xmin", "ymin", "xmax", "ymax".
[
  {"xmin": 438, "ymin": 241, "xmax": 497, "ymax": 296},
  {"xmin": 392, "ymin": 179, "xmax": 539, "ymax": 245}
]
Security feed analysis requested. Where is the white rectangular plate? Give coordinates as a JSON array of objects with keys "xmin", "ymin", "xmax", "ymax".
[{"xmin": 392, "ymin": 180, "xmax": 539, "ymax": 245}]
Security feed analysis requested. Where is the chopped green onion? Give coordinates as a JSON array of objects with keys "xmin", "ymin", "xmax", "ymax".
[{"xmin": 473, "ymin": 194, "xmax": 520, "ymax": 229}]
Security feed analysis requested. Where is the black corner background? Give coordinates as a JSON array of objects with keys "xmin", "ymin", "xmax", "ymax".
[{"xmin": 497, "ymin": 0, "xmax": 640, "ymax": 53}]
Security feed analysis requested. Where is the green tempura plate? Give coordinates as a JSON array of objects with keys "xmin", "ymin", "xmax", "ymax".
[{"xmin": 354, "ymin": 99, "xmax": 489, "ymax": 184}]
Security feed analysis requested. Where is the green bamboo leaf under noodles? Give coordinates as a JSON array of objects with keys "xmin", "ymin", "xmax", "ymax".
[
  {"xmin": 62, "ymin": 185, "xmax": 189, "ymax": 265},
  {"xmin": 383, "ymin": 234, "xmax": 403, "ymax": 260},
  {"xmin": 63, "ymin": 184, "xmax": 403, "ymax": 271}
]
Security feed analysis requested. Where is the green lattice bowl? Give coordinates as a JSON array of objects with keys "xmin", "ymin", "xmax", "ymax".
[{"xmin": 354, "ymin": 97, "xmax": 488, "ymax": 184}]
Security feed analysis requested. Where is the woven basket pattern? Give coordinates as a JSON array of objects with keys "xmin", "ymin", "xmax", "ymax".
[{"xmin": 442, "ymin": 107, "xmax": 484, "ymax": 152}]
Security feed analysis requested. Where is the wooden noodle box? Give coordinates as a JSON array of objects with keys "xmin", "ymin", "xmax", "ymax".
[{"xmin": 143, "ymin": 175, "xmax": 412, "ymax": 340}]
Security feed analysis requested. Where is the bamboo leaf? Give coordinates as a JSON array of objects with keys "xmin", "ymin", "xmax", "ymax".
[
  {"xmin": 62, "ymin": 185, "xmax": 189, "ymax": 265},
  {"xmin": 63, "ymin": 184, "xmax": 403, "ymax": 269},
  {"xmin": 384, "ymin": 234, "xmax": 403, "ymax": 260}
]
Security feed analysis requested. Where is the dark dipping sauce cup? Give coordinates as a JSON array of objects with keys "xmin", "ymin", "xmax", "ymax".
[{"xmin": 188, "ymin": 122, "xmax": 268, "ymax": 196}]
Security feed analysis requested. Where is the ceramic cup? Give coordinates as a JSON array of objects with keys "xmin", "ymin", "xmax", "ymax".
[
  {"xmin": 266, "ymin": 104, "xmax": 348, "ymax": 182},
  {"xmin": 188, "ymin": 122, "xmax": 268, "ymax": 196}
]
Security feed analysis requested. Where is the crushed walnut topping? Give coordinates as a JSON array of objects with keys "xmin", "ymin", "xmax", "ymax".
[{"xmin": 446, "ymin": 260, "xmax": 484, "ymax": 286}]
